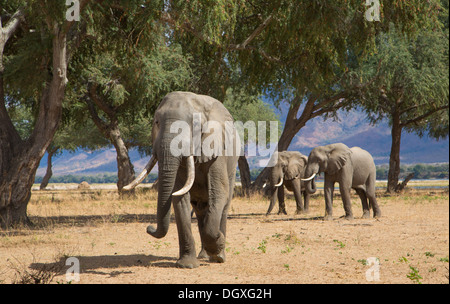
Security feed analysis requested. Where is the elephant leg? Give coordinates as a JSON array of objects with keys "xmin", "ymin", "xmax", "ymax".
[
  {"xmin": 324, "ymin": 178, "xmax": 335, "ymax": 220},
  {"xmin": 366, "ymin": 179, "xmax": 381, "ymax": 218},
  {"xmin": 172, "ymin": 193, "xmax": 199, "ymax": 268},
  {"xmin": 303, "ymin": 190, "xmax": 310, "ymax": 213},
  {"xmin": 266, "ymin": 187, "xmax": 278, "ymax": 215},
  {"xmin": 220, "ymin": 173, "xmax": 235, "ymax": 238},
  {"xmin": 277, "ymin": 185, "xmax": 287, "ymax": 215},
  {"xmin": 198, "ymin": 174, "xmax": 229, "ymax": 263},
  {"xmin": 291, "ymin": 179, "xmax": 304, "ymax": 215},
  {"xmin": 355, "ymin": 189, "xmax": 370, "ymax": 219},
  {"xmin": 192, "ymin": 200, "xmax": 208, "ymax": 259},
  {"xmin": 199, "ymin": 206, "xmax": 227, "ymax": 263},
  {"xmin": 338, "ymin": 182, "xmax": 354, "ymax": 220}
]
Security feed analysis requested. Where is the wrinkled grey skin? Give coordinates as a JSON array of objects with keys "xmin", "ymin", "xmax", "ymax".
[
  {"xmin": 304, "ymin": 143, "xmax": 382, "ymax": 220},
  {"xmin": 128, "ymin": 92, "xmax": 239, "ymax": 269},
  {"xmin": 266, "ymin": 151, "xmax": 311, "ymax": 215}
]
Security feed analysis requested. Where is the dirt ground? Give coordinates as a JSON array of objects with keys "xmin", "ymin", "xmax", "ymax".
[{"xmin": 0, "ymin": 185, "xmax": 448, "ymax": 284}]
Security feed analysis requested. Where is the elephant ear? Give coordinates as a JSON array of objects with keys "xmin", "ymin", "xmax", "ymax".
[
  {"xmin": 285, "ymin": 153, "xmax": 307, "ymax": 180},
  {"xmin": 191, "ymin": 94, "xmax": 236, "ymax": 163},
  {"xmin": 327, "ymin": 144, "xmax": 352, "ymax": 175}
]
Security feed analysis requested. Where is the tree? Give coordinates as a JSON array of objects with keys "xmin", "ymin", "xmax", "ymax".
[
  {"xmin": 66, "ymin": 3, "xmax": 192, "ymax": 195},
  {"xmin": 0, "ymin": 1, "xmax": 91, "ymax": 227},
  {"xmin": 8, "ymin": 99, "xmax": 108, "ymax": 189},
  {"xmin": 164, "ymin": 0, "xmax": 443, "ymax": 190},
  {"xmin": 39, "ymin": 119, "xmax": 109, "ymax": 190},
  {"xmin": 223, "ymin": 88, "xmax": 281, "ymax": 196},
  {"xmin": 357, "ymin": 21, "xmax": 449, "ymax": 192}
]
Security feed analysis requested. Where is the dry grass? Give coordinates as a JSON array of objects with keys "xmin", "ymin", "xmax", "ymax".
[{"xmin": 0, "ymin": 186, "xmax": 448, "ymax": 284}]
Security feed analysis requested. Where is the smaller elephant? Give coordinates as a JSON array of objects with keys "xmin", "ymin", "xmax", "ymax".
[
  {"xmin": 266, "ymin": 151, "xmax": 311, "ymax": 215},
  {"xmin": 302, "ymin": 143, "xmax": 381, "ymax": 220}
]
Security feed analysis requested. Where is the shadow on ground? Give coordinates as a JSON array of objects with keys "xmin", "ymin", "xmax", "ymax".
[{"xmin": 30, "ymin": 253, "xmax": 179, "ymax": 277}]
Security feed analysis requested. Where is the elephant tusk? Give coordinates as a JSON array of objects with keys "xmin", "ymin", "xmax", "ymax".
[
  {"xmin": 123, "ymin": 155, "xmax": 157, "ymax": 191},
  {"xmin": 172, "ymin": 156, "xmax": 195, "ymax": 196},
  {"xmin": 274, "ymin": 177, "xmax": 283, "ymax": 187},
  {"xmin": 301, "ymin": 173, "xmax": 316, "ymax": 182},
  {"xmin": 262, "ymin": 182, "xmax": 267, "ymax": 188}
]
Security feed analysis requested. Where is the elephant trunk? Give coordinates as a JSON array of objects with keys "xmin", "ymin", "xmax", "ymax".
[
  {"xmin": 303, "ymin": 166, "xmax": 318, "ymax": 194},
  {"xmin": 147, "ymin": 142, "xmax": 181, "ymax": 239},
  {"xmin": 306, "ymin": 177, "xmax": 317, "ymax": 194}
]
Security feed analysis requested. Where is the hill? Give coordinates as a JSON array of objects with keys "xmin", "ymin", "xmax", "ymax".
[{"xmin": 36, "ymin": 105, "xmax": 448, "ymax": 176}]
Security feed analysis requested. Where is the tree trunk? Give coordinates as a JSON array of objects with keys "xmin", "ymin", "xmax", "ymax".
[
  {"xmin": 86, "ymin": 92, "xmax": 135, "ymax": 196},
  {"xmin": 396, "ymin": 172, "xmax": 415, "ymax": 192},
  {"xmin": 40, "ymin": 148, "xmax": 57, "ymax": 190},
  {"xmin": 110, "ymin": 125, "xmax": 135, "ymax": 196},
  {"xmin": 250, "ymin": 112, "xmax": 305, "ymax": 191},
  {"xmin": 387, "ymin": 114, "xmax": 402, "ymax": 193},
  {"xmin": 0, "ymin": 23, "xmax": 68, "ymax": 228},
  {"xmin": 238, "ymin": 156, "xmax": 251, "ymax": 197}
]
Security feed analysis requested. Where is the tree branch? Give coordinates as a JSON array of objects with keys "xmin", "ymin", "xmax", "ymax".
[
  {"xmin": 85, "ymin": 96, "xmax": 111, "ymax": 139},
  {"xmin": 88, "ymin": 83, "xmax": 117, "ymax": 118},
  {"xmin": 0, "ymin": 8, "xmax": 25, "ymax": 143},
  {"xmin": 0, "ymin": 8, "xmax": 25, "ymax": 41},
  {"xmin": 228, "ymin": 14, "xmax": 273, "ymax": 50},
  {"xmin": 400, "ymin": 105, "xmax": 449, "ymax": 128},
  {"xmin": 161, "ymin": 11, "xmax": 280, "ymax": 62},
  {"xmin": 311, "ymin": 92, "xmax": 347, "ymax": 113}
]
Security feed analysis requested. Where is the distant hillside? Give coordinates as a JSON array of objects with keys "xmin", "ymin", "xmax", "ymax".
[
  {"xmin": 287, "ymin": 109, "xmax": 448, "ymax": 164},
  {"xmin": 36, "ymin": 148, "xmax": 151, "ymax": 177},
  {"xmin": 37, "ymin": 105, "xmax": 448, "ymax": 176}
]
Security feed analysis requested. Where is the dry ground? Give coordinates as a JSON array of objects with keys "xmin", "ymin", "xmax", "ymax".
[{"xmin": 0, "ymin": 185, "xmax": 448, "ymax": 284}]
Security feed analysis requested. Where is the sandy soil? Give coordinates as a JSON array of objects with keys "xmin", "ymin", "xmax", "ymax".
[{"xmin": 0, "ymin": 187, "xmax": 448, "ymax": 284}]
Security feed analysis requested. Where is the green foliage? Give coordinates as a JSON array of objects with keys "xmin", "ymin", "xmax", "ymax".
[
  {"xmin": 34, "ymin": 172, "xmax": 158, "ymax": 184},
  {"xmin": 257, "ymin": 239, "xmax": 268, "ymax": 253},
  {"xmin": 357, "ymin": 23, "xmax": 449, "ymax": 139},
  {"xmin": 407, "ymin": 266, "xmax": 423, "ymax": 284},
  {"xmin": 62, "ymin": 2, "xmax": 193, "ymax": 157},
  {"xmin": 223, "ymin": 88, "xmax": 281, "ymax": 144},
  {"xmin": 376, "ymin": 163, "xmax": 449, "ymax": 180}
]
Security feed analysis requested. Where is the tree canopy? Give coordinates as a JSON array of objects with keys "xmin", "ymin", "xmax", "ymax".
[
  {"xmin": 0, "ymin": 0, "xmax": 447, "ymax": 226},
  {"xmin": 356, "ymin": 8, "xmax": 449, "ymax": 192}
]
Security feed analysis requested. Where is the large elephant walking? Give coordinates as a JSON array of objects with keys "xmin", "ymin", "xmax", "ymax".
[
  {"xmin": 266, "ymin": 151, "xmax": 311, "ymax": 215},
  {"xmin": 302, "ymin": 143, "xmax": 381, "ymax": 220},
  {"xmin": 124, "ymin": 91, "xmax": 240, "ymax": 268}
]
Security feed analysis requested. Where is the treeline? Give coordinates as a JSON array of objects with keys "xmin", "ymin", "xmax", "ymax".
[
  {"xmin": 376, "ymin": 163, "xmax": 449, "ymax": 180},
  {"xmin": 37, "ymin": 163, "xmax": 448, "ymax": 184},
  {"xmin": 35, "ymin": 173, "xmax": 158, "ymax": 185}
]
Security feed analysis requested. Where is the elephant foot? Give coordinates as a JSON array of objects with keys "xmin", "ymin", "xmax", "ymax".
[
  {"xmin": 278, "ymin": 209, "xmax": 287, "ymax": 215},
  {"xmin": 373, "ymin": 211, "xmax": 382, "ymax": 219},
  {"xmin": 176, "ymin": 255, "xmax": 200, "ymax": 269},
  {"xmin": 323, "ymin": 215, "xmax": 333, "ymax": 221},
  {"xmin": 362, "ymin": 211, "xmax": 371, "ymax": 219},
  {"xmin": 343, "ymin": 214, "xmax": 354, "ymax": 220},
  {"xmin": 209, "ymin": 251, "xmax": 226, "ymax": 263},
  {"xmin": 197, "ymin": 248, "xmax": 209, "ymax": 259},
  {"xmin": 295, "ymin": 209, "xmax": 309, "ymax": 215}
]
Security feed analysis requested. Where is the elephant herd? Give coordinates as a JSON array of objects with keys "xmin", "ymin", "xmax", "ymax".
[{"xmin": 124, "ymin": 91, "xmax": 382, "ymax": 268}]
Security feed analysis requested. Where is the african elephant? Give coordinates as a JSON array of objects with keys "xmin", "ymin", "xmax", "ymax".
[
  {"xmin": 266, "ymin": 151, "xmax": 311, "ymax": 215},
  {"xmin": 302, "ymin": 143, "xmax": 381, "ymax": 220},
  {"xmin": 124, "ymin": 91, "xmax": 240, "ymax": 269}
]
